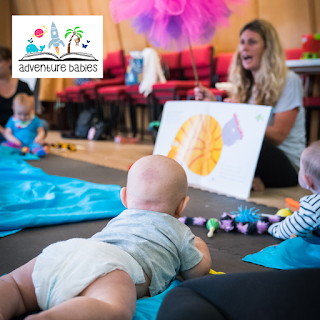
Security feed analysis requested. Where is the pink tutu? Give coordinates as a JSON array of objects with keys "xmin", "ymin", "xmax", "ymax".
[{"xmin": 110, "ymin": 0, "xmax": 247, "ymax": 50}]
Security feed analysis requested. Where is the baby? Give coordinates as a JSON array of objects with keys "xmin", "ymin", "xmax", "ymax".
[
  {"xmin": 3, "ymin": 93, "xmax": 46, "ymax": 156},
  {"xmin": 0, "ymin": 155, "xmax": 211, "ymax": 320},
  {"xmin": 269, "ymin": 141, "xmax": 320, "ymax": 239}
]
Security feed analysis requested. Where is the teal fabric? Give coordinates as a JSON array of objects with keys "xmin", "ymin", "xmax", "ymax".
[
  {"xmin": 243, "ymin": 236, "xmax": 320, "ymax": 269},
  {"xmin": 0, "ymin": 145, "xmax": 39, "ymax": 160},
  {"xmin": 134, "ymin": 280, "xmax": 180, "ymax": 320},
  {"xmin": 0, "ymin": 158, "xmax": 125, "ymax": 237}
]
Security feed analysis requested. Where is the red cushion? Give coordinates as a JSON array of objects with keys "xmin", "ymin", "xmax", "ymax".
[
  {"xmin": 82, "ymin": 78, "xmax": 125, "ymax": 90},
  {"xmin": 304, "ymin": 97, "xmax": 320, "ymax": 107},
  {"xmin": 110, "ymin": 67, "xmax": 125, "ymax": 76},
  {"xmin": 216, "ymin": 53, "xmax": 233, "ymax": 77},
  {"xmin": 125, "ymin": 84, "xmax": 140, "ymax": 93},
  {"xmin": 65, "ymin": 86, "xmax": 82, "ymax": 93},
  {"xmin": 160, "ymin": 52, "xmax": 181, "ymax": 70},
  {"xmin": 98, "ymin": 85, "xmax": 127, "ymax": 95},
  {"xmin": 285, "ymin": 48, "xmax": 303, "ymax": 60},
  {"xmin": 184, "ymin": 67, "xmax": 211, "ymax": 79},
  {"xmin": 153, "ymin": 81, "xmax": 196, "ymax": 90},
  {"xmin": 105, "ymin": 50, "xmax": 124, "ymax": 69},
  {"xmin": 181, "ymin": 45, "xmax": 213, "ymax": 68}
]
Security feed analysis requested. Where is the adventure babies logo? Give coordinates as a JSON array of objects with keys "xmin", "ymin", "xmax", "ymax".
[{"xmin": 12, "ymin": 15, "xmax": 103, "ymax": 78}]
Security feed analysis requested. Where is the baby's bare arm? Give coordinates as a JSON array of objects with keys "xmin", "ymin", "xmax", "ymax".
[
  {"xmin": 3, "ymin": 127, "xmax": 22, "ymax": 146},
  {"xmin": 34, "ymin": 127, "xmax": 45, "ymax": 144},
  {"xmin": 180, "ymin": 237, "xmax": 211, "ymax": 280},
  {"xmin": 0, "ymin": 258, "xmax": 38, "ymax": 320}
]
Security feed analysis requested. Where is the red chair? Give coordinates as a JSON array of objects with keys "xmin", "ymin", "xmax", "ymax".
[
  {"xmin": 152, "ymin": 45, "xmax": 214, "ymax": 120},
  {"xmin": 160, "ymin": 52, "xmax": 181, "ymax": 80},
  {"xmin": 187, "ymin": 52, "xmax": 232, "ymax": 101},
  {"xmin": 285, "ymin": 48, "xmax": 303, "ymax": 60}
]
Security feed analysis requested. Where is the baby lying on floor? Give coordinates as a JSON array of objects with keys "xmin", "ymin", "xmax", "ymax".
[{"xmin": 0, "ymin": 155, "xmax": 211, "ymax": 320}]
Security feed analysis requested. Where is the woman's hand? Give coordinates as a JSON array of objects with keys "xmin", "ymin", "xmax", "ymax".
[
  {"xmin": 194, "ymin": 84, "xmax": 217, "ymax": 101},
  {"xmin": 223, "ymin": 97, "xmax": 240, "ymax": 103}
]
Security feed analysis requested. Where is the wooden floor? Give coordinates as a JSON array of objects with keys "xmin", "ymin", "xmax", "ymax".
[{"xmin": 46, "ymin": 131, "xmax": 311, "ymax": 210}]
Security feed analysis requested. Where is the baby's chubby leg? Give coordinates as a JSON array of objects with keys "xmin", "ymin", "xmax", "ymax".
[
  {"xmin": 0, "ymin": 258, "xmax": 39, "ymax": 320},
  {"xmin": 25, "ymin": 269, "xmax": 141, "ymax": 320}
]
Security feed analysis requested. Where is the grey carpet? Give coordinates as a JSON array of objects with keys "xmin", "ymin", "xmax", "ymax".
[{"xmin": 1, "ymin": 154, "xmax": 281, "ymax": 277}]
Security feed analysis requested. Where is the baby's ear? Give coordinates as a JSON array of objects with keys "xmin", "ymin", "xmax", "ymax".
[
  {"xmin": 174, "ymin": 196, "xmax": 190, "ymax": 218},
  {"xmin": 304, "ymin": 174, "xmax": 316, "ymax": 191},
  {"xmin": 120, "ymin": 187, "xmax": 128, "ymax": 208}
]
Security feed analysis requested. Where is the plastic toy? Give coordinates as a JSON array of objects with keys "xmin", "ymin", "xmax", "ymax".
[
  {"xmin": 219, "ymin": 206, "xmax": 291, "ymax": 235},
  {"xmin": 51, "ymin": 142, "xmax": 76, "ymax": 151},
  {"xmin": 209, "ymin": 269, "xmax": 225, "ymax": 275},
  {"xmin": 178, "ymin": 216, "xmax": 207, "ymax": 227},
  {"xmin": 206, "ymin": 218, "xmax": 220, "ymax": 238},
  {"xmin": 179, "ymin": 217, "xmax": 220, "ymax": 238},
  {"xmin": 301, "ymin": 34, "xmax": 320, "ymax": 59},
  {"xmin": 285, "ymin": 198, "xmax": 300, "ymax": 210},
  {"xmin": 276, "ymin": 208, "xmax": 292, "ymax": 217}
]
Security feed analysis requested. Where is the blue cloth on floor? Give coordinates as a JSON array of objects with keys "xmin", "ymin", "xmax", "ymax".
[
  {"xmin": 0, "ymin": 158, "xmax": 125, "ymax": 237},
  {"xmin": 134, "ymin": 280, "xmax": 180, "ymax": 320},
  {"xmin": 243, "ymin": 236, "xmax": 320, "ymax": 269},
  {"xmin": 0, "ymin": 145, "xmax": 39, "ymax": 160}
]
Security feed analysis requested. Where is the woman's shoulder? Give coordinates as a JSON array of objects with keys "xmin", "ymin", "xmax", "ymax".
[
  {"xmin": 285, "ymin": 70, "xmax": 301, "ymax": 87},
  {"xmin": 16, "ymin": 80, "xmax": 32, "ymax": 95}
]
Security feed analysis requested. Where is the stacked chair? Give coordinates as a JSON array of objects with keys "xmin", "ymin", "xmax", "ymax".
[
  {"xmin": 151, "ymin": 45, "xmax": 213, "ymax": 121},
  {"xmin": 58, "ymin": 46, "xmax": 309, "ymax": 141}
]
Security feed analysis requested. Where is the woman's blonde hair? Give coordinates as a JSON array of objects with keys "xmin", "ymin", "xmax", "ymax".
[{"xmin": 228, "ymin": 19, "xmax": 287, "ymax": 107}]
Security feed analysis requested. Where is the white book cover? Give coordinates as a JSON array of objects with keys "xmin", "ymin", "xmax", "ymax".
[{"xmin": 153, "ymin": 101, "xmax": 272, "ymax": 199}]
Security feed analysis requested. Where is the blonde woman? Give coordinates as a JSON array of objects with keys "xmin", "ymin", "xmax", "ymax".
[{"xmin": 196, "ymin": 20, "xmax": 305, "ymax": 191}]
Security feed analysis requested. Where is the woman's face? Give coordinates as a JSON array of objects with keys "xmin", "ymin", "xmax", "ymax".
[
  {"xmin": 0, "ymin": 57, "xmax": 11, "ymax": 77},
  {"xmin": 239, "ymin": 29, "xmax": 265, "ymax": 74}
]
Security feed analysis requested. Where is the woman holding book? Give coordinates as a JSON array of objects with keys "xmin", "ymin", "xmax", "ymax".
[{"xmin": 195, "ymin": 20, "xmax": 305, "ymax": 191}]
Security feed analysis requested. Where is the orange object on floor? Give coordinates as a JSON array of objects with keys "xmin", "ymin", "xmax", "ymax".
[
  {"xmin": 285, "ymin": 198, "xmax": 300, "ymax": 210},
  {"xmin": 114, "ymin": 136, "xmax": 140, "ymax": 144}
]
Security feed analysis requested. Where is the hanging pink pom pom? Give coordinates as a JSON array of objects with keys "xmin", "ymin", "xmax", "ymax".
[{"xmin": 110, "ymin": 0, "xmax": 248, "ymax": 51}]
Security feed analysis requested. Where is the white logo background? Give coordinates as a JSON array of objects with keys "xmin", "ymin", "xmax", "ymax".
[{"xmin": 12, "ymin": 15, "xmax": 103, "ymax": 78}]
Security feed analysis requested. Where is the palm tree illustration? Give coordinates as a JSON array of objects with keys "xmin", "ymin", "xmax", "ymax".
[{"xmin": 65, "ymin": 27, "xmax": 83, "ymax": 53}]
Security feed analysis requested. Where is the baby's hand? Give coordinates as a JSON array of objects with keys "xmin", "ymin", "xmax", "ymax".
[
  {"xmin": 34, "ymin": 136, "xmax": 44, "ymax": 144},
  {"xmin": 13, "ymin": 138, "xmax": 22, "ymax": 146}
]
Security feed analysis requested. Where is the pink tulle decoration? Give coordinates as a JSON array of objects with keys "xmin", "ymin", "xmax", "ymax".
[{"xmin": 110, "ymin": 0, "xmax": 248, "ymax": 51}]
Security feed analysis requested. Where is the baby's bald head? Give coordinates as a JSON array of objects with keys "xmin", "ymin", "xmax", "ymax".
[{"xmin": 123, "ymin": 155, "xmax": 189, "ymax": 216}]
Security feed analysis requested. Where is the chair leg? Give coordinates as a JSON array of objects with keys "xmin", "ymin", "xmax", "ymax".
[
  {"xmin": 141, "ymin": 105, "xmax": 145, "ymax": 140},
  {"xmin": 129, "ymin": 99, "xmax": 138, "ymax": 138}
]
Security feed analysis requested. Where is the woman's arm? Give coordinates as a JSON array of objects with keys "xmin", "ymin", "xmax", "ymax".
[{"xmin": 265, "ymin": 108, "xmax": 299, "ymax": 146}]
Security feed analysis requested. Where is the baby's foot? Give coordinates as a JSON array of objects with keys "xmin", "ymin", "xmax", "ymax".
[{"xmin": 252, "ymin": 176, "xmax": 265, "ymax": 192}]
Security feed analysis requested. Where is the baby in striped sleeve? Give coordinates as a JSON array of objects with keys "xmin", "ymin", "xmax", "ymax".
[{"xmin": 269, "ymin": 141, "xmax": 320, "ymax": 239}]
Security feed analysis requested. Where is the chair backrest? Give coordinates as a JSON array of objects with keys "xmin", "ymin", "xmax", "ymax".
[
  {"xmin": 105, "ymin": 50, "xmax": 125, "ymax": 78},
  {"xmin": 160, "ymin": 52, "xmax": 181, "ymax": 80},
  {"xmin": 285, "ymin": 48, "xmax": 303, "ymax": 60},
  {"xmin": 214, "ymin": 52, "xmax": 234, "ymax": 83},
  {"xmin": 181, "ymin": 45, "xmax": 214, "ymax": 86}
]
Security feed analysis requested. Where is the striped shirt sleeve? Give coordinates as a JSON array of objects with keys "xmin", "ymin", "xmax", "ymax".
[{"xmin": 268, "ymin": 194, "xmax": 320, "ymax": 239}]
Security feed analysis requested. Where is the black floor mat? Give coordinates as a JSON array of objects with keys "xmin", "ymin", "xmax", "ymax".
[{"xmin": 1, "ymin": 154, "xmax": 281, "ymax": 276}]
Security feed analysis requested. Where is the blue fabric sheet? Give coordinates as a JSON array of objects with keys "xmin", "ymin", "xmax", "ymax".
[
  {"xmin": 243, "ymin": 236, "xmax": 320, "ymax": 269},
  {"xmin": 134, "ymin": 280, "xmax": 180, "ymax": 320},
  {"xmin": 0, "ymin": 145, "xmax": 39, "ymax": 160},
  {"xmin": 0, "ymin": 158, "xmax": 125, "ymax": 237}
]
